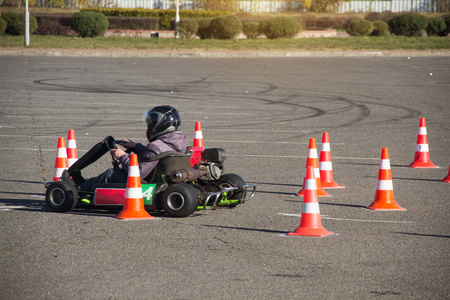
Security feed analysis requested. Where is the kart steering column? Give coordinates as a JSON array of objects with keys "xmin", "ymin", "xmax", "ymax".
[{"xmin": 103, "ymin": 137, "xmax": 120, "ymax": 169}]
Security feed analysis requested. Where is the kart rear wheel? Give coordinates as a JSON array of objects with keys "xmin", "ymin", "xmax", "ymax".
[
  {"xmin": 161, "ymin": 183, "xmax": 199, "ymax": 217},
  {"xmin": 219, "ymin": 174, "xmax": 246, "ymax": 201},
  {"xmin": 45, "ymin": 181, "xmax": 78, "ymax": 213}
]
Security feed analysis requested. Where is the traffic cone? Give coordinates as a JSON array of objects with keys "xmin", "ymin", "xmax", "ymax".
[
  {"xmin": 441, "ymin": 163, "xmax": 450, "ymax": 183},
  {"xmin": 115, "ymin": 154, "xmax": 154, "ymax": 220},
  {"xmin": 53, "ymin": 137, "xmax": 69, "ymax": 181},
  {"xmin": 296, "ymin": 138, "xmax": 330, "ymax": 197},
  {"xmin": 367, "ymin": 148, "xmax": 406, "ymax": 211},
  {"xmin": 67, "ymin": 129, "xmax": 78, "ymax": 167},
  {"xmin": 288, "ymin": 166, "xmax": 334, "ymax": 237},
  {"xmin": 319, "ymin": 132, "xmax": 345, "ymax": 189},
  {"xmin": 409, "ymin": 118, "xmax": 439, "ymax": 168},
  {"xmin": 193, "ymin": 121, "xmax": 204, "ymax": 149}
]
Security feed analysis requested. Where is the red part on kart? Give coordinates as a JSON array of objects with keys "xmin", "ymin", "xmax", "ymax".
[
  {"xmin": 95, "ymin": 188, "xmax": 126, "ymax": 205},
  {"xmin": 190, "ymin": 147, "xmax": 203, "ymax": 167}
]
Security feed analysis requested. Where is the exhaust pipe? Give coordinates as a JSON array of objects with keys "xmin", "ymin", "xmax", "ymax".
[{"xmin": 170, "ymin": 168, "xmax": 207, "ymax": 183}]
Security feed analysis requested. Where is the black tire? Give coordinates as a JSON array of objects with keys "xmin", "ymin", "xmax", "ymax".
[
  {"xmin": 161, "ymin": 183, "xmax": 199, "ymax": 217},
  {"xmin": 45, "ymin": 181, "xmax": 78, "ymax": 213},
  {"xmin": 219, "ymin": 173, "xmax": 246, "ymax": 201}
]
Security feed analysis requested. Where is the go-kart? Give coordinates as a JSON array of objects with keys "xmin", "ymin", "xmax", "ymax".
[{"xmin": 44, "ymin": 136, "xmax": 255, "ymax": 217}]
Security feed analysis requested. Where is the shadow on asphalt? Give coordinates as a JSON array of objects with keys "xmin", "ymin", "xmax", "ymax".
[
  {"xmin": 344, "ymin": 162, "xmax": 416, "ymax": 168},
  {"xmin": 390, "ymin": 177, "xmax": 442, "ymax": 182},
  {"xmin": 0, "ymin": 179, "xmax": 43, "ymax": 184},
  {"xmin": 392, "ymin": 232, "xmax": 450, "ymax": 239},
  {"xmin": 319, "ymin": 202, "xmax": 367, "ymax": 208},
  {"xmin": 361, "ymin": 175, "xmax": 442, "ymax": 182},
  {"xmin": 257, "ymin": 190, "xmax": 297, "ymax": 196},
  {"xmin": 249, "ymin": 181, "xmax": 299, "ymax": 188},
  {"xmin": 202, "ymin": 224, "xmax": 286, "ymax": 234},
  {"xmin": 283, "ymin": 198, "xmax": 366, "ymax": 209}
]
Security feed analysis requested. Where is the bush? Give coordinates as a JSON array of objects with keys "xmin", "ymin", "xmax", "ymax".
[
  {"xmin": 259, "ymin": 16, "xmax": 300, "ymax": 39},
  {"xmin": 346, "ymin": 19, "xmax": 373, "ymax": 36},
  {"xmin": 0, "ymin": 18, "xmax": 6, "ymax": 35},
  {"xmin": 69, "ymin": 11, "xmax": 109, "ymax": 38},
  {"xmin": 34, "ymin": 25, "xmax": 78, "ymax": 36},
  {"xmin": 300, "ymin": 13, "xmax": 355, "ymax": 30},
  {"xmin": 107, "ymin": 17, "xmax": 158, "ymax": 30},
  {"xmin": 35, "ymin": 13, "xmax": 72, "ymax": 27},
  {"xmin": 177, "ymin": 19, "xmax": 198, "ymax": 39},
  {"xmin": 209, "ymin": 15, "xmax": 242, "ymax": 39},
  {"xmin": 1, "ymin": 12, "xmax": 38, "ymax": 36},
  {"xmin": 371, "ymin": 20, "xmax": 389, "ymax": 36},
  {"xmin": 365, "ymin": 11, "xmax": 397, "ymax": 23},
  {"xmin": 303, "ymin": 14, "xmax": 317, "ymax": 28},
  {"xmin": 236, "ymin": 13, "xmax": 269, "ymax": 25},
  {"xmin": 441, "ymin": 14, "xmax": 450, "ymax": 36},
  {"xmin": 83, "ymin": 8, "xmax": 230, "ymax": 31},
  {"xmin": 426, "ymin": 17, "xmax": 446, "ymax": 36},
  {"xmin": 335, "ymin": 16, "xmax": 360, "ymax": 30},
  {"xmin": 388, "ymin": 13, "xmax": 428, "ymax": 36},
  {"xmin": 315, "ymin": 16, "xmax": 339, "ymax": 29},
  {"xmin": 379, "ymin": 11, "xmax": 397, "ymax": 23},
  {"xmin": 34, "ymin": 25, "xmax": 59, "ymax": 35},
  {"xmin": 243, "ymin": 22, "xmax": 260, "ymax": 39},
  {"xmin": 259, "ymin": 19, "xmax": 269, "ymax": 35},
  {"xmin": 365, "ymin": 12, "xmax": 382, "ymax": 22},
  {"xmin": 196, "ymin": 18, "xmax": 213, "ymax": 39}
]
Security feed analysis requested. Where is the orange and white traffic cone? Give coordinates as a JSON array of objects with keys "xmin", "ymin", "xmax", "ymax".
[
  {"xmin": 319, "ymin": 132, "xmax": 345, "ymax": 189},
  {"xmin": 67, "ymin": 129, "xmax": 78, "ymax": 168},
  {"xmin": 193, "ymin": 121, "xmax": 204, "ymax": 149},
  {"xmin": 297, "ymin": 138, "xmax": 330, "ymax": 197},
  {"xmin": 288, "ymin": 166, "xmax": 334, "ymax": 237},
  {"xmin": 115, "ymin": 154, "xmax": 154, "ymax": 220},
  {"xmin": 441, "ymin": 163, "xmax": 450, "ymax": 183},
  {"xmin": 53, "ymin": 137, "xmax": 69, "ymax": 181},
  {"xmin": 367, "ymin": 148, "xmax": 405, "ymax": 211},
  {"xmin": 409, "ymin": 118, "xmax": 439, "ymax": 168}
]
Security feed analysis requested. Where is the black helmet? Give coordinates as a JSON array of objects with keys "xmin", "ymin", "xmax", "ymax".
[{"xmin": 142, "ymin": 105, "xmax": 181, "ymax": 141}]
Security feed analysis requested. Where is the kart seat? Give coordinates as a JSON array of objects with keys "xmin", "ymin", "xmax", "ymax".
[
  {"xmin": 141, "ymin": 152, "xmax": 191, "ymax": 183},
  {"xmin": 157, "ymin": 154, "xmax": 191, "ymax": 175}
]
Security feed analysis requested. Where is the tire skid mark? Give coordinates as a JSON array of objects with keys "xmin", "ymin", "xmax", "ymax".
[
  {"xmin": 285, "ymin": 87, "xmax": 421, "ymax": 127},
  {"xmin": 33, "ymin": 75, "xmax": 211, "ymax": 95},
  {"xmin": 32, "ymin": 76, "xmax": 421, "ymax": 134},
  {"xmin": 230, "ymin": 91, "xmax": 420, "ymax": 142},
  {"xmin": 333, "ymin": 97, "xmax": 371, "ymax": 127},
  {"xmin": 354, "ymin": 99, "xmax": 421, "ymax": 125},
  {"xmin": 263, "ymin": 94, "xmax": 327, "ymax": 122}
]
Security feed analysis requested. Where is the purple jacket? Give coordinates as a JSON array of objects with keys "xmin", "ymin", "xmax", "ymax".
[{"xmin": 118, "ymin": 131, "xmax": 189, "ymax": 182}]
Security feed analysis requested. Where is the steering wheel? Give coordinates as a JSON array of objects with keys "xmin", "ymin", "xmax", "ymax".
[
  {"xmin": 102, "ymin": 136, "xmax": 120, "ymax": 168},
  {"xmin": 114, "ymin": 140, "xmax": 133, "ymax": 154}
]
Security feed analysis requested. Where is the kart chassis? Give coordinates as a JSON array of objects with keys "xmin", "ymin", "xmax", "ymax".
[{"xmin": 44, "ymin": 136, "xmax": 255, "ymax": 217}]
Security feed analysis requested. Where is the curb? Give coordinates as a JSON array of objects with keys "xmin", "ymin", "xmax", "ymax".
[{"xmin": 1, "ymin": 48, "xmax": 450, "ymax": 58}]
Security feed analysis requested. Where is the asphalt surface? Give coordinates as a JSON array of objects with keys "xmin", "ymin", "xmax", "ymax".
[
  {"xmin": 1, "ymin": 55, "xmax": 449, "ymax": 299},
  {"xmin": 2, "ymin": 48, "xmax": 450, "ymax": 58}
]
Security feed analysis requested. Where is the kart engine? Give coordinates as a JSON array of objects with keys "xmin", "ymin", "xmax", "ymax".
[
  {"xmin": 169, "ymin": 148, "xmax": 225, "ymax": 183},
  {"xmin": 197, "ymin": 162, "xmax": 222, "ymax": 181},
  {"xmin": 198, "ymin": 148, "xmax": 225, "ymax": 181}
]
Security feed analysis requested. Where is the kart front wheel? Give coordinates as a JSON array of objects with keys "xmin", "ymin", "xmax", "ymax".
[
  {"xmin": 219, "ymin": 174, "xmax": 246, "ymax": 201},
  {"xmin": 161, "ymin": 183, "xmax": 199, "ymax": 217},
  {"xmin": 45, "ymin": 181, "xmax": 78, "ymax": 213}
]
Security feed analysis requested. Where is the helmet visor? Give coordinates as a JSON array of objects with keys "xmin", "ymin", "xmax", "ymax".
[
  {"xmin": 142, "ymin": 109, "xmax": 166, "ymax": 136},
  {"xmin": 141, "ymin": 111, "xmax": 152, "ymax": 125}
]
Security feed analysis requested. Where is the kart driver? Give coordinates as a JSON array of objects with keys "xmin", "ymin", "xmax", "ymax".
[{"xmin": 79, "ymin": 105, "xmax": 189, "ymax": 191}]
